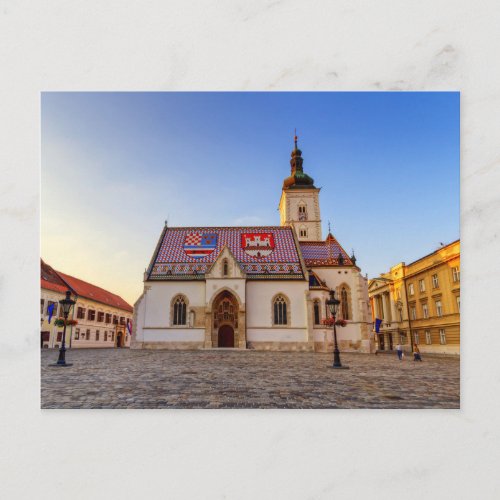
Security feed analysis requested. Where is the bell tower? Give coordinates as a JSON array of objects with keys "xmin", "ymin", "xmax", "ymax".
[{"xmin": 279, "ymin": 134, "xmax": 322, "ymax": 241}]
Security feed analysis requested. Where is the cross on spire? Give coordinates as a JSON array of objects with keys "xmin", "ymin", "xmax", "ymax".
[{"xmin": 294, "ymin": 128, "xmax": 298, "ymax": 150}]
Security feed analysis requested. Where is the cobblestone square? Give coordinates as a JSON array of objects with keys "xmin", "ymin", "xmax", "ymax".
[{"xmin": 41, "ymin": 349, "xmax": 460, "ymax": 409}]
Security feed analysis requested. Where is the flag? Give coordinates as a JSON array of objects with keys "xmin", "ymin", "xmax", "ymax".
[
  {"xmin": 47, "ymin": 302, "xmax": 55, "ymax": 324},
  {"xmin": 126, "ymin": 319, "xmax": 132, "ymax": 334},
  {"xmin": 375, "ymin": 318, "xmax": 382, "ymax": 333}
]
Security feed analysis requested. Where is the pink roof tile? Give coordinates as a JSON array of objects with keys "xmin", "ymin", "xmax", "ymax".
[{"xmin": 300, "ymin": 233, "xmax": 353, "ymax": 267}]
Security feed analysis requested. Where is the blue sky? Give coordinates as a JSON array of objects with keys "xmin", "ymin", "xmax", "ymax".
[{"xmin": 41, "ymin": 92, "xmax": 459, "ymax": 304}]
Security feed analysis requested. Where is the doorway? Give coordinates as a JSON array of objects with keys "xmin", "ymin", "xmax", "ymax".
[
  {"xmin": 218, "ymin": 325, "xmax": 234, "ymax": 348},
  {"xmin": 116, "ymin": 333, "xmax": 123, "ymax": 348},
  {"xmin": 379, "ymin": 333, "xmax": 385, "ymax": 351}
]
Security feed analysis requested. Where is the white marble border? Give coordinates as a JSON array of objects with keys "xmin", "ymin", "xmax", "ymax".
[{"xmin": 1, "ymin": 1, "xmax": 499, "ymax": 498}]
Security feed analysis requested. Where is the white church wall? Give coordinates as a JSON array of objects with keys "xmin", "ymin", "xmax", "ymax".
[
  {"xmin": 246, "ymin": 280, "xmax": 309, "ymax": 328},
  {"xmin": 143, "ymin": 281, "xmax": 205, "ymax": 327},
  {"xmin": 143, "ymin": 329, "xmax": 204, "ymax": 342},
  {"xmin": 247, "ymin": 328, "xmax": 306, "ymax": 342}
]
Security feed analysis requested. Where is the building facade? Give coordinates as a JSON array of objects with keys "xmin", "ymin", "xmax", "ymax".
[
  {"xmin": 41, "ymin": 260, "xmax": 133, "ymax": 348},
  {"xmin": 133, "ymin": 139, "xmax": 373, "ymax": 353},
  {"xmin": 368, "ymin": 240, "xmax": 460, "ymax": 355}
]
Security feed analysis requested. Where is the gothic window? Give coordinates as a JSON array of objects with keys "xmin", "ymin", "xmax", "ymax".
[
  {"xmin": 223, "ymin": 259, "xmax": 229, "ymax": 277},
  {"xmin": 273, "ymin": 295, "xmax": 288, "ymax": 325},
  {"xmin": 313, "ymin": 300, "xmax": 321, "ymax": 325},
  {"xmin": 299, "ymin": 226, "xmax": 308, "ymax": 238},
  {"xmin": 298, "ymin": 203, "xmax": 308, "ymax": 221},
  {"xmin": 172, "ymin": 296, "xmax": 187, "ymax": 325},
  {"xmin": 339, "ymin": 285, "xmax": 351, "ymax": 320}
]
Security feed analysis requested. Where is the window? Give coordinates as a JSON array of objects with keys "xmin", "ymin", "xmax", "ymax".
[
  {"xmin": 47, "ymin": 301, "xmax": 57, "ymax": 316},
  {"xmin": 40, "ymin": 299, "xmax": 45, "ymax": 315},
  {"xmin": 452, "ymin": 266, "xmax": 460, "ymax": 282},
  {"xmin": 105, "ymin": 313, "xmax": 111, "ymax": 324},
  {"xmin": 413, "ymin": 331, "xmax": 419, "ymax": 344},
  {"xmin": 87, "ymin": 309, "xmax": 96, "ymax": 321},
  {"xmin": 223, "ymin": 259, "xmax": 228, "ymax": 277},
  {"xmin": 435, "ymin": 300, "xmax": 443, "ymax": 317},
  {"xmin": 96, "ymin": 330, "xmax": 100, "ymax": 341},
  {"xmin": 400, "ymin": 332, "xmax": 407, "ymax": 344},
  {"xmin": 120, "ymin": 316, "xmax": 125, "ymax": 325},
  {"xmin": 273, "ymin": 295, "xmax": 288, "ymax": 325},
  {"xmin": 340, "ymin": 287, "xmax": 350, "ymax": 320},
  {"xmin": 173, "ymin": 296, "xmax": 187, "ymax": 325},
  {"xmin": 97, "ymin": 311, "xmax": 104, "ymax": 322},
  {"xmin": 113, "ymin": 315, "xmax": 118, "ymax": 325},
  {"xmin": 313, "ymin": 300, "xmax": 320, "ymax": 325},
  {"xmin": 456, "ymin": 296, "xmax": 460, "ymax": 312},
  {"xmin": 57, "ymin": 332, "xmax": 63, "ymax": 342},
  {"xmin": 410, "ymin": 306, "xmax": 416, "ymax": 320},
  {"xmin": 432, "ymin": 274, "xmax": 439, "ymax": 288},
  {"xmin": 439, "ymin": 329, "xmax": 446, "ymax": 344},
  {"xmin": 422, "ymin": 303, "xmax": 429, "ymax": 319},
  {"xmin": 425, "ymin": 330, "xmax": 432, "ymax": 344},
  {"xmin": 408, "ymin": 284, "xmax": 414, "ymax": 296},
  {"xmin": 75, "ymin": 328, "xmax": 80, "ymax": 340},
  {"xmin": 419, "ymin": 279, "xmax": 425, "ymax": 292},
  {"xmin": 298, "ymin": 204, "xmax": 307, "ymax": 221},
  {"xmin": 86, "ymin": 329, "xmax": 90, "ymax": 340},
  {"xmin": 299, "ymin": 227, "xmax": 307, "ymax": 238},
  {"xmin": 104, "ymin": 332, "xmax": 108, "ymax": 342},
  {"xmin": 111, "ymin": 332, "xmax": 115, "ymax": 342},
  {"xmin": 77, "ymin": 307, "xmax": 85, "ymax": 319}
]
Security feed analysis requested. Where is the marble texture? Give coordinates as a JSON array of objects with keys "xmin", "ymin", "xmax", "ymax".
[{"xmin": 1, "ymin": 1, "xmax": 500, "ymax": 498}]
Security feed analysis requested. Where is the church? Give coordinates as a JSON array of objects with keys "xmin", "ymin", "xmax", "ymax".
[{"xmin": 132, "ymin": 137, "xmax": 373, "ymax": 353}]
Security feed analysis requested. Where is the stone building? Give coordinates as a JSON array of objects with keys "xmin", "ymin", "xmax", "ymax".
[
  {"xmin": 41, "ymin": 260, "xmax": 133, "ymax": 348},
  {"xmin": 133, "ymin": 138, "xmax": 373, "ymax": 352},
  {"xmin": 368, "ymin": 240, "xmax": 460, "ymax": 355}
]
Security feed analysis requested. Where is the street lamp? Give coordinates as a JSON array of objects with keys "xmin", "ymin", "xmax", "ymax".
[
  {"xmin": 51, "ymin": 290, "xmax": 76, "ymax": 367},
  {"xmin": 326, "ymin": 289, "xmax": 349, "ymax": 369}
]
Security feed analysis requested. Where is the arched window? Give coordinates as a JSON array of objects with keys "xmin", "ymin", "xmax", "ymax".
[
  {"xmin": 340, "ymin": 286, "xmax": 350, "ymax": 320},
  {"xmin": 299, "ymin": 226, "xmax": 308, "ymax": 238},
  {"xmin": 298, "ymin": 203, "xmax": 307, "ymax": 221},
  {"xmin": 313, "ymin": 300, "xmax": 321, "ymax": 325},
  {"xmin": 172, "ymin": 296, "xmax": 187, "ymax": 325},
  {"xmin": 223, "ymin": 259, "xmax": 228, "ymax": 277},
  {"xmin": 273, "ymin": 295, "xmax": 288, "ymax": 325}
]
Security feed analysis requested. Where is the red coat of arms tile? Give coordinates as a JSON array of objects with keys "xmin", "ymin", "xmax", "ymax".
[{"xmin": 241, "ymin": 233, "xmax": 275, "ymax": 258}]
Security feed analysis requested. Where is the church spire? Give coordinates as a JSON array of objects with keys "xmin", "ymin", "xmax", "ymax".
[{"xmin": 282, "ymin": 131, "xmax": 315, "ymax": 189}]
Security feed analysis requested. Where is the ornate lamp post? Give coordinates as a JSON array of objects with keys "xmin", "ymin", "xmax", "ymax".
[
  {"xmin": 51, "ymin": 290, "xmax": 76, "ymax": 367},
  {"xmin": 326, "ymin": 289, "xmax": 349, "ymax": 369}
]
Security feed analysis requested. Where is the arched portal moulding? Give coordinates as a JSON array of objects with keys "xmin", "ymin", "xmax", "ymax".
[{"xmin": 205, "ymin": 286, "xmax": 246, "ymax": 349}]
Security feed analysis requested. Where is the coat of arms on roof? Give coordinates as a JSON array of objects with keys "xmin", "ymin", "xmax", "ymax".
[
  {"xmin": 241, "ymin": 233, "xmax": 275, "ymax": 258},
  {"xmin": 183, "ymin": 233, "xmax": 218, "ymax": 259}
]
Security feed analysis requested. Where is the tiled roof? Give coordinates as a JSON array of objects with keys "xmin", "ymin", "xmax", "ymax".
[
  {"xmin": 41, "ymin": 260, "xmax": 70, "ymax": 294},
  {"xmin": 41, "ymin": 259, "xmax": 133, "ymax": 312},
  {"xmin": 57, "ymin": 272, "xmax": 133, "ymax": 312},
  {"xmin": 148, "ymin": 226, "xmax": 306, "ymax": 280},
  {"xmin": 41, "ymin": 278, "xmax": 68, "ymax": 294},
  {"xmin": 300, "ymin": 233, "xmax": 353, "ymax": 267}
]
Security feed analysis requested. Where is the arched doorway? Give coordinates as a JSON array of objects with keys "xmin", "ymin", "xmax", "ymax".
[
  {"xmin": 218, "ymin": 325, "xmax": 234, "ymax": 347},
  {"xmin": 116, "ymin": 333, "xmax": 123, "ymax": 348},
  {"xmin": 211, "ymin": 290, "xmax": 240, "ymax": 348}
]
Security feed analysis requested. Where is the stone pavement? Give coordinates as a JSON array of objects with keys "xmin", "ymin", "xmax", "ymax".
[{"xmin": 41, "ymin": 349, "xmax": 460, "ymax": 409}]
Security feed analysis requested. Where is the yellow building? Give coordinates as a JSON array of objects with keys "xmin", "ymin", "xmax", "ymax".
[{"xmin": 368, "ymin": 240, "xmax": 460, "ymax": 355}]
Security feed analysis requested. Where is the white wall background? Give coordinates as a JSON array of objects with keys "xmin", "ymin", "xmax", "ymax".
[{"xmin": 1, "ymin": 1, "xmax": 499, "ymax": 499}]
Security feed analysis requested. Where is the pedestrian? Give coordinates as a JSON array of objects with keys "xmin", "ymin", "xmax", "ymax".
[
  {"xmin": 413, "ymin": 343, "xmax": 422, "ymax": 362},
  {"xmin": 396, "ymin": 343, "xmax": 403, "ymax": 361}
]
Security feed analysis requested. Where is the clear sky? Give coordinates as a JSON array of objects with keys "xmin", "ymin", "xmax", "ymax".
[{"xmin": 41, "ymin": 92, "xmax": 459, "ymax": 305}]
